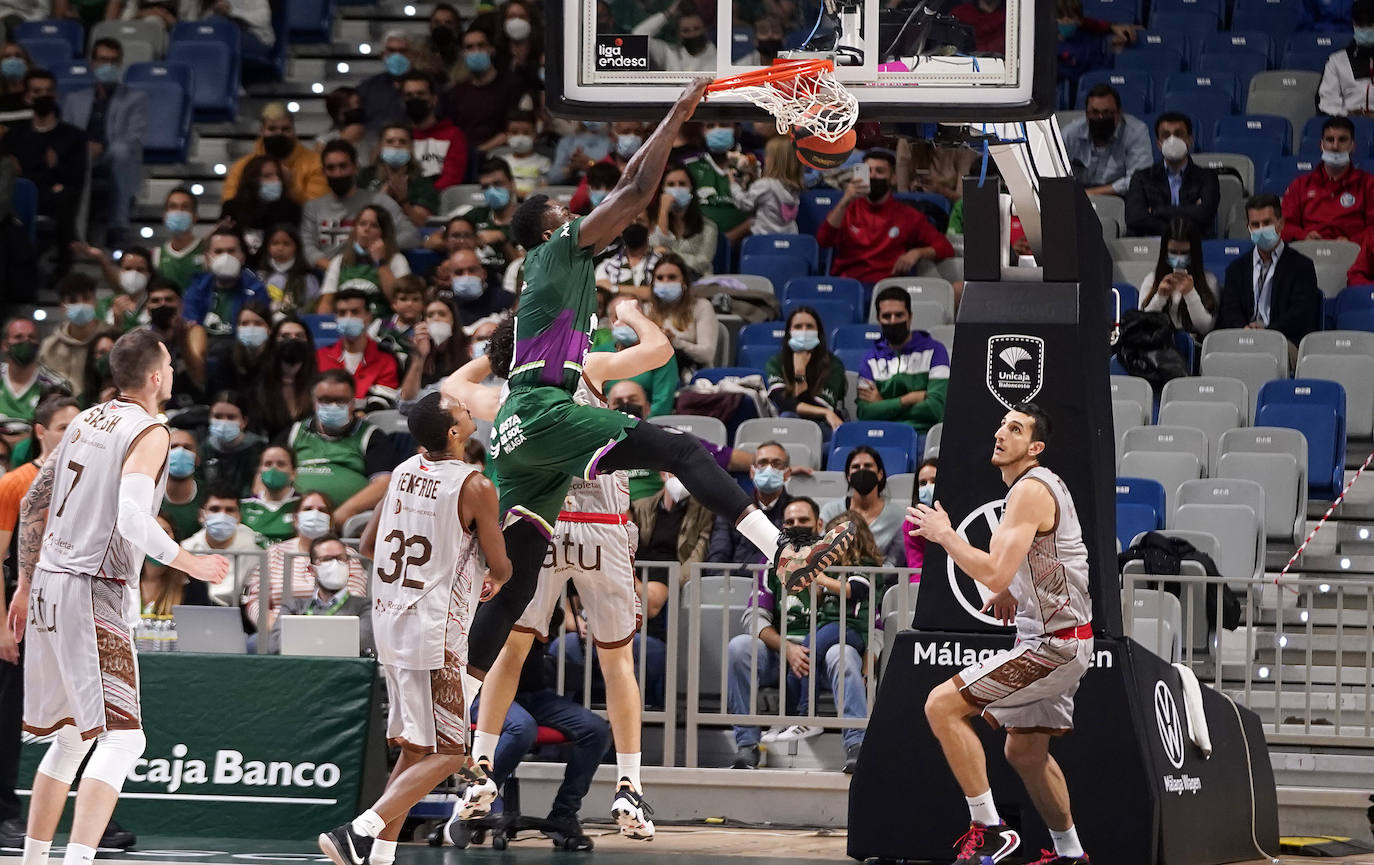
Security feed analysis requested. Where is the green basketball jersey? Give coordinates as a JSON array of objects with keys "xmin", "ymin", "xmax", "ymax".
[
  {"xmin": 290, "ymin": 419, "xmax": 377, "ymax": 507},
  {"xmin": 508, "ymin": 216, "xmax": 597, "ymax": 393},
  {"xmin": 162, "ymin": 484, "xmax": 206, "ymax": 541},
  {"xmin": 240, "ymin": 494, "xmax": 301, "ymax": 545},
  {"xmin": 0, "ymin": 371, "xmax": 43, "ymax": 421},
  {"xmin": 158, "ymin": 238, "xmax": 206, "ymax": 290},
  {"xmin": 336, "ymin": 260, "xmax": 393, "ymax": 319}
]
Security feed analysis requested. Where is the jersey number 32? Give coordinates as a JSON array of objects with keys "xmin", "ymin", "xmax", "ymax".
[{"xmin": 376, "ymin": 530, "xmax": 433, "ymax": 589}]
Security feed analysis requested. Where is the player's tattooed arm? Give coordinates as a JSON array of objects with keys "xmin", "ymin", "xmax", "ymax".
[{"xmin": 16, "ymin": 456, "xmax": 57, "ymax": 588}]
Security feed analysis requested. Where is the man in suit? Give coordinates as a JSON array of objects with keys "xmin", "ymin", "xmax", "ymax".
[
  {"xmin": 60, "ymin": 37, "xmax": 147, "ymax": 247},
  {"xmin": 1125, "ymin": 112, "xmax": 1221, "ymax": 237},
  {"xmin": 1217, "ymin": 194, "xmax": 1324, "ymax": 366}
]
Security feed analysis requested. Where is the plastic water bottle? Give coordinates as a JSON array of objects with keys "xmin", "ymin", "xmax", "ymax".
[
  {"xmin": 166, "ymin": 615, "xmax": 178, "ymax": 652},
  {"xmin": 136, "ymin": 616, "xmax": 153, "ymax": 653}
]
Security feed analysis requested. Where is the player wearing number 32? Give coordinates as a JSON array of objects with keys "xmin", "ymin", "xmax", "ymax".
[
  {"xmin": 7, "ymin": 330, "xmax": 230, "ymax": 865},
  {"xmin": 318, "ymin": 390, "xmax": 511, "ymax": 865},
  {"xmin": 908, "ymin": 403, "xmax": 1094, "ymax": 865}
]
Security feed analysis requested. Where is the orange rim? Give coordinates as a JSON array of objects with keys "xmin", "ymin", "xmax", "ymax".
[{"xmin": 706, "ymin": 58, "xmax": 835, "ymax": 93}]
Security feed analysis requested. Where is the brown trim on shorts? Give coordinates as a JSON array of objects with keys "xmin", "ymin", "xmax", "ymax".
[
  {"xmin": 595, "ymin": 631, "xmax": 636, "ymax": 649},
  {"xmin": 1006, "ymin": 726, "xmax": 1072, "ymax": 736},
  {"xmin": 80, "ymin": 725, "xmax": 108, "ymax": 741},
  {"xmin": 950, "ymin": 673, "xmax": 989, "ymax": 708},
  {"xmin": 512, "ymin": 623, "xmax": 548, "ymax": 641},
  {"xmin": 23, "ymin": 718, "xmax": 76, "ymax": 736}
]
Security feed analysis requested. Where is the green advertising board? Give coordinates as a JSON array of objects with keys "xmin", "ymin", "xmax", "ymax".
[{"xmin": 20, "ymin": 653, "xmax": 381, "ymax": 840}]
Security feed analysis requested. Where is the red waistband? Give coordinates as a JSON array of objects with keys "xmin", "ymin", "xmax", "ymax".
[
  {"xmin": 558, "ymin": 511, "xmax": 629, "ymax": 525},
  {"xmin": 1050, "ymin": 623, "xmax": 1093, "ymax": 640}
]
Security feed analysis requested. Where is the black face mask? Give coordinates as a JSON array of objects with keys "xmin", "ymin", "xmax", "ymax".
[
  {"xmin": 277, "ymin": 337, "xmax": 311, "ymax": 364},
  {"xmin": 621, "ymin": 223, "xmax": 649, "ymax": 250},
  {"xmin": 341, "ymin": 108, "xmax": 365, "ymax": 127},
  {"xmin": 30, "ymin": 95, "xmax": 56, "ymax": 116},
  {"xmin": 880, "ymin": 321, "xmax": 909, "ymax": 346},
  {"xmin": 431, "ymin": 25, "xmax": 458, "ymax": 52},
  {"xmin": 613, "ymin": 400, "xmax": 644, "ymax": 418},
  {"xmin": 849, "ymin": 469, "xmax": 880, "ymax": 496},
  {"xmin": 148, "ymin": 305, "xmax": 178, "ymax": 329},
  {"xmin": 404, "ymin": 98, "xmax": 431, "ymax": 124},
  {"xmin": 867, "ymin": 178, "xmax": 890, "ymax": 201},
  {"xmin": 263, "ymin": 134, "xmax": 293, "ymax": 159},
  {"xmin": 756, "ymin": 38, "xmax": 783, "ymax": 56},
  {"xmin": 1087, "ymin": 116, "xmax": 1117, "ymax": 143},
  {"xmin": 6, "ymin": 341, "xmax": 35, "ymax": 365},
  {"xmin": 782, "ymin": 525, "xmax": 818, "ymax": 546},
  {"xmin": 327, "ymin": 174, "xmax": 356, "ymax": 197},
  {"xmin": 682, "ymin": 34, "xmax": 708, "ymax": 53}
]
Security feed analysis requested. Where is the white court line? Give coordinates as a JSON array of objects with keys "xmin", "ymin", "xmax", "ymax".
[{"xmin": 16, "ymin": 790, "xmax": 336, "ymax": 805}]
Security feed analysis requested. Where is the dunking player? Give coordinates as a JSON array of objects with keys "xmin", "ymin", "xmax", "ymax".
[
  {"xmin": 318, "ymin": 391, "xmax": 511, "ymax": 865},
  {"xmin": 474, "ymin": 78, "xmax": 854, "ymax": 685},
  {"xmin": 442, "ymin": 299, "xmax": 666, "ymax": 840},
  {"xmin": 5, "ymin": 330, "xmax": 229, "ymax": 865},
  {"xmin": 908, "ymin": 403, "xmax": 1093, "ymax": 865}
]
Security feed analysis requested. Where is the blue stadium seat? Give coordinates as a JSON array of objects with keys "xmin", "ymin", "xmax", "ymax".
[
  {"xmin": 1077, "ymin": 69, "xmax": 1154, "ymax": 113},
  {"xmin": 1166, "ymin": 71, "xmax": 1238, "ymax": 111},
  {"xmin": 731, "ymin": 26, "xmax": 754, "ymax": 62},
  {"xmin": 403, "ymin": 249, "xmax": 442, "ymax": 275},
  {"xmin": 56, "ymin": 61, "xmax": 92, "ymax": 99},
  {"xmin": 736, "ymin": 322, "xmax": 784, "ymax": 367},
  {"xmin": 798, "ymin": 188, "xmax": 840, "ymax": 236},
  {"xmin": 833, "ymin": 420, "xmax": 919, "ymax": 454},
  {"xmin": 1147, "ymin": 13, "xmax": 1215, "ymax": 65},
  {"xmin": 1152, "ymin": 0, "xmax": 1223, "ymax": 20},
  {"xmin": 895, "ymin": 191, "xmax": 951, "ymax": 214},
  {"xmin": 300, "ymin": 314, "xmax": 338, "ymax": 348},
  {"xmin": 740, "ymin": 253, "xmax": 810, "ymax": 293},
  {"xmin": 124, "ymin": 62, "xmax": 193, "ymax": 163},
  {"xmin": 1200, "ymin": 30, "xmax": 1271, "ymax": 61},
  {"xmin": 830, "ymin": 323, "xmax": 882, "ymax": 349},
  {"xmin": 694, "ymin": 366, "xmax": 765, "ymax": 384},
  {"xmin": 1261, "ymin": 155, "xmax": 1317, "ymax": 194},
  {"xmin": 782, "ymin": 276, "xmax": 863, "ymax": 310},
  {"xmin": 1337, "ymin": 307, "xmax": 1374, "ymax": 332},
  {"xmin": 243, "ymin": 0, "xmax": 289, "ymax": 82},
  {"xmin": 1211, "ymin": 134, "xmax": 1286, "ymax": 173},
  {"xmin": 1283, "ymin": 31, "xmax": 1341, "ymax": 72},
  {"xmin": 288, "ymin": 0, "xmax": 335, "ymax": 43},
  {"xmin": 827, "ymin": 443, "xmax": 912, "ymax": 474},
  {"xmin": 12, "ymin": 179, "xmax": 36, "ymax": 244},
  {"xmin": 1299, "ymin": 114, "xmax": 1374, "ymax": 156},
  {"xmin": 783, "ymin": 297, "xmax": 857, "ymax": 327},
  {"xmin": 1196, "ymin": 52, "xmax": 1267, "ymax": 98},
  {"xmin": 1114, "ymin": 44, "xmax": 1185, "ymax": 85},
  {"xmin": 168, "ymin": 20, "xmax": 240, "ymax": 122},
  {"xmin": 1214, "ymin": 114, "xmax": 1291, "ymax": 155},
  {"xmin": 1084, "ymin": 0, "xmax": 1142, "ymax": 23},
  {"xmin": 1163, "ymin": 92, "xmax": 1232, "ymax": 148},
  {"xmin": 1336, "ymin": 284, "xmax": 1374, "ymax": 332},
  {"xmin": 14, "ymin": 20, "xmax": 83, "ymax": 56},
  {"xmin": 1255, "ymin": 378, "xmax": 1346, "ymax": 497},
  {"xmin": 1113, "ymin": 281, "xmax": 1140, "ymax": 312},
  {"xmin": 1231, "ymin": 0, "xmax": 1301, "ymax": 41},
  {"xmin": 1116, "ymin": 475, "xmax": 1167, "ymax": 549},
  {"xmin": 1202, "ymin": 239, "xmax": 1247, "ymax": 274},
  {"xmin": 736, "ymin": 344, "xmax": 776, "ymax": 368},
  {"xmin": 741, "ymin": 234, "xmax": 819, "ymax": 272},
  {"xmin": 833, "ymin": 347, "xmax": 869, "ymax": 376},
  {"xmin": 20, "ymin": 38, "xmax": 72, "ymax": 71}
]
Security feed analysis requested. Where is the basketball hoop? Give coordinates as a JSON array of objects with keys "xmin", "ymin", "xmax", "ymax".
[{"xmin": 707, "ymin": 58, "xmax": 859, "ymax": 144}]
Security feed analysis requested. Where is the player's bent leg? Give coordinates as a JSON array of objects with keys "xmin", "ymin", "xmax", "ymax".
[
  {"xmin": 597, "ymin": 422, "xmax": 754, "ymax": 522},
  {"xmin": 468, "ymin": 519, "xmax": 550, "ymax": 675},
  {"xmin": 1005, "ymin": 731, "xmax": 1087, "ymax": 865},
  {"xmin": 924, "ymin": 680, "xmax": 989, "ymax": 795}
]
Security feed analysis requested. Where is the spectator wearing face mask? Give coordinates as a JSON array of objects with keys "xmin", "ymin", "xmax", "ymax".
[
  {"xmin": 163, "ymin": 427, "xmax": 207, "ymax": 539},
  {"xmin": 145, "ymin": 277, "xmax": 209, "ymax": 402},
  {"xmin": 400, "ymin": 294, "xmax": 470, "ymax": 402},
  {"xmin": 732, "ymin": 135, "xmax": 802, "ymax": 236},
  {"xmin": 854, "ymin": 286, "xmax": 948, "ymax": 436},
  {"xmin": 266, "ymin": 533, "xmax": 374, "ymax": 654},
  {"xmin": 415, "ymin": 3, "xmax": 463, "ymax": 83},
  {"xmin": 442, "ymin": 25, "xmax": 519, "ymax": 152},
  {"xmin": 359, "ymin": 30, "xmax": 418, "ymax": 133},
  {"xmin": 359, "ymin": 123, "xmax": 438, "ymax": 229},
  {"xmin": 901, "ymin": 457, "xmax": 937, "ymax": 575},
  {"xmin": 240, "ymin": 444, "xmax": 301, "ymax": 545},
  {"xmin": 652, "ymin": 164, "xmax": 718, "ymax": 276},
  {"xmin": 1319, "ymin": 0, "xmax": 1374, "ymax": 116},
  {"xmin": 257, "ymin": 224, "xmax": 321, "ymax": 316},
  {"xmin": 180, "ymin": 486, "xmax": 263, "ymax": 606},
  {"xmin": 633, "ymin": 2, "xmax": 717, "ymax": 72},
  {"xmin": 152, "ymin": 186, "xmax": 205, "ymax": 289},
  {"xmin": 766, "ymin": 305, "xmax": 847, "ymax": 433},
  {"xmin": 73, "ymin": 244, "xmax": 154, "ymax": 332},
  {"xmin": 820, "ymin": 445, "xmax": 904, "ymax": 563},
  {"xmin": 200, "ymin": 390, "xmax": 267, "ymax": 496},
  {"xmin": 181, "ymin": 226, "xmax": 270, "ymax": 340},
  {"xmin": 316, "ymin": 86, "xmax": 372, "ymax": 156},
  {"xmin": 400, "ymin": 71, "xmax": 467, "ymax": 190},
  {"xmin": 595, "ymin": 213, "xmax": 660, "ymax": 293},
  {"xmin": 1125, "ymin": 113, "xmax": 1220, "ymax": 238},
  {"xmin": 468, "ymin": 157, "xmax": 522, "ymax": 260},
  {"xmin": 550, "ymin": 121, "xmax": 614, "ymax": 185},
  {"xmin": 243, "ymin": 495, "xmax": 369, "ymax": 630},
  {"xmin": 303, "ymin": 139, "xmax": 419, "ymax": 270},
  {"xmin": 220, "ymin": 156, "xmax": 304, "ymax": 255},
  {"xmin": 707, "ymin": 440, "xmax": 795, "ymax": 567},
  {"xmin": 494, "ymin": 111, "xmax": 551, "ymax": 198},
  {"xmin": 37, "ymin": 273, "xmax": 102, "ymax": 393},
  {"xmin": 734, "ymin": 15, "xmax": 785, "ymax": 65},
  {"xmin": 496, "ymin": 0, "xmax": 542, "ymax": 89},
  {"xmin": 251, "ymin": 317, "xmax": 318, "ymax": 440},
  {"xmin": 447, "ymin": 248, "xmax": 513, "ymax": 326},
  {"xmin": 278, "ymin": 369, "xmax": 394, "ymax": 528},
  {"xmin": 0, "ymin": 318, "xmax": 68, "ymax": 421},
  {"xmin": 1282, "ymin": 116, "xmax": 1374, "ymax": 241},
  {"xmin": 684, "ymin": 122, "xmax": 752, "ymax": 243},
  {"xmin": 644, "ymin": 253, "xmax": 716, "ymax": 376},
  {"xmin": 0, "ymin": 42, "xmax": 31, "ymax": 116},
  {"xmin": 568, "ymin": 124, "xmax": 644, "ymax": 213},
  {"xmin": 1138, "ymin": 217, "xmax": 1218, "ymax": 338},
  {"xmin": 1, "ymin": 68, "xmax": 86, "ymax": 271},
  {"xmin": 1054, "ymin": 0, "xmax": 1122, "ymax": 95},
  {"xmin": 315, "ymin": 289, "xmax": 400, "ymax": 402},
  {"xmin": 631, "ymin": 470, "xmax": 715, "ymax": 574},
  {"xmin": 222, "ymin": 103, "xmax": 328, "ymax": 207},
  {"xmin": 207, "ymin": 303, "xmax": 272, "ymax": 397},
  {"xmin": 318, "ymin": 206, "xmax": 412, "ymax": 316},
  {"xmin": 1061, "ymin": 83, "xmax": 1152, "ymax": 196},
  {"xmin": 594, "ymin": 313, "xmax": 680, "ymax": 417},
  {"xmin": 82, "ymin": 331, "xmax": 118, "ymax": 407}
]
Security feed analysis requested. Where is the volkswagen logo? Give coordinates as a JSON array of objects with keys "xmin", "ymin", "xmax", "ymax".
[
  {"xmin": 1154, "ymin": 680, "xmax": 1186, "ymax": 769},
  {"xmin": 947, "ymin": 499, "xmax": 1012, "ymax": 627}
]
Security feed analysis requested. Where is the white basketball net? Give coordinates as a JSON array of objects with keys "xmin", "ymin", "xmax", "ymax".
[{"xmin": 722, "ymin": 63, "xmax": 858, "ymax": 143}]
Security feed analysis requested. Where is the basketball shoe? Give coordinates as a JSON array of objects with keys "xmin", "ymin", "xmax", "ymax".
[
  {"xmin": 1028, "ymin": 851, "xmax": 1090, "ymax": 864},
  {"xmin": 776, "ymin": 520, "xmax": 855, "ymax": 591},
  {"xmin": 610, "ymin": 778, "xmax": 656, "ymax": 840},
  {"xmin": 317, "ymin": 824, "xmax": 372, "ymax": 865},
  {"xmin": 952, "ymin": 821, "xmax": 1020, "ymax": 864},
  {"xmin": 452, "ymin": 757, "xmax": 499, "ymax": 821}
]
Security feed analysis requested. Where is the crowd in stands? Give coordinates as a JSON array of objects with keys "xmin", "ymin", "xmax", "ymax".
[{"xmin": 0, "ymin": 0, "xmax": 1371, "ymax": 780}]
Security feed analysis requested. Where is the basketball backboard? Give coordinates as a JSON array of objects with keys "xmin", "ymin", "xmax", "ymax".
[{"xmin": 545, "ymin": 0, "xmax": 1054, "ymax": 123}]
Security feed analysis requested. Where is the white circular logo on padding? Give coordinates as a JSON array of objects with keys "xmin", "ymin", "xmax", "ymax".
[{"xmin": 1154, "ymin": 680, "xmax": 1186, "ymax": 769}]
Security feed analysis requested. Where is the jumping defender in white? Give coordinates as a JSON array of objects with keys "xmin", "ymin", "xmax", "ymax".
[
  {"xmin": 317, "ymin": 391, "xmax": 511, "ymax": 865},
  {"xmin": 909, "ymin": 402, "xmax": 1093, "ymax": 865},
  {"xmin": 6, "ymin": 330, "xmax": 229, "ymax": 865}
]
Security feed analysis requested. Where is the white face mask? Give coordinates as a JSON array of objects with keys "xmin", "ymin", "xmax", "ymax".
[
  {"xmin": 271, "ymin": 256, "xmax": 295, "ymax": 273},
  {"xmin": 119, "ymin": 269, "xmax": 149, "ymax": 295},
  {"xmin": 210, "ymin": 252, "xmax": 242, "ymax": 281},
  {"xmin": 504, "ymin": 17, "xmax": 532, "ymax": 40},
  {"xmin": 314, "ymin": 558, "xmax": 350, "ymax": 591},
  {"xmin": 1159, "ymin": 135, "xmax": 1188, "ymax": 162},
  {"xmin": 664, "ymin": 476, "xmax": 689, "ymax": 504},
  {"xmin": 296, "ymin": 509, "xmax": 331, "ymax": 539},
  {"xmin": 427, "ymin": 320, "xmax": 453, "ymax": 345}
]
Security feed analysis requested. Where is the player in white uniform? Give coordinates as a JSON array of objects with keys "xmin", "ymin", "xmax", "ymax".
[
  {"xmin": 318, "ymin": 390, "xmax": 510, "ymax": 865},
  {"xmin": 5, "ymin": 330, "xmax": 228, "ymax": 865},
  {"xmin": 909, "ymin": 403, "xmax": 1094, "ymax": 865},
  {"xmin": 439, "ymin": 298, "xmax": 665, "ymax": 840}
]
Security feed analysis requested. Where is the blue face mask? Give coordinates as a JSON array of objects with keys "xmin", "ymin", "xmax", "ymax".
[
  {"xmin": 451, "ymin": 274, "xmax": 485, "ymax": 299},
  {"xmin": 352, "ymin": 241, "xmax": 370, "ymax": 259},
  {"xmin": 483, "ymin": 185, "xmax": 511, "ymax": 210},
  {"xmin": 385, "ymin": 52, "xmax": 411, "ymax": 77},
  {"xmin": 1058, "ymin": 21, "xmax": 1079, "ymax": 39},
  {"xmin": 616, "ymin": 133, "xmax": 642, "ymax": 159},
  {"xmin": 380, "ymin": 146, "xmax": 411, "ymax": 167},
  {"xmin": 788, "ymin": 329, "xmax": 819, "ymax": 351},
  {"xmin": 259, "ymin": 179, "xmax": 283, "ymax": 202},
  {"xmin": 705, "ymin": 128, "xmax": 735, "ymax": 153},
  {"xmin": 208, "ymin": 419, "xmax": 242, "ymax": 445},
  {"xmin": 168, "ymin": 447, "xmax": 196, "ymax": 479},
  {"xmin": 164, "ymin": 210, "xmax": 193, "ymax": 233},
  {"xmin": 66, "ymin": 303, "xmax": 95, "ymax": 326},
  {"xmin": 237, "ymin": 324, "xmax": 269, "ymax": 349},
  {"xmin": 316, "ymin": 402, "xmax": 351, "ymax": 431},
  {"xmin": 464, "ymin": 50, "xmax": 492, "ymax": 74},
  {"xmin": 612, "ymin": 324, "xmax": 638, "ymax": 345},
  {"xmin": 1356, "ymin": 26, "xmax": 1374, "ymax": 46},
  {"xmin": 336, "ymin": 316, "xmax": 366, "ymax": 339},
  {"xmin": 589, "ymin": 188, "xmax": 609, "ymax": 207},
  {"xmin": 667, "ymin": 186, "xmax": 693, "ymax": 209},
  {"xmin": 1251, "ymin": 224, "xmax": 1280, "ymax": 252},
  {"xmin": 203, "ymin": 512, "xmax": 239, "ymax": 543},
  {"xmin": 918, "ymin": 483, "xmax": 935, "ymax": 506},
  {"xmin": 0, "ymin": 57, "xmax": 24, "ymax": 80},
  {"xmin": 1167, "ymin": 253, "xmax": 1190, "ymax": 270},
  {"xmin": 653, "ymin": 281, "xmax": 683, "ymax": 302},
  {"xmin": 753, "ymin": 465, "xmax": 784, "ymax": 493},
  {"xmin": 94, "ymin": 63, "xmax": 120, "ymax": 84}
]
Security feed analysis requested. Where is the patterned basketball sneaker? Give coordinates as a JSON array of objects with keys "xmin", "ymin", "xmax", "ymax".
[
  {"xmin": 1028, "ymin": 851, "xmax": 1090, "ymax": 864},
  {"xmin": 776, "ymin": 519, "xmax": 856, "ymax": 591},
  {"xmin": 317, "ymin": 824, "xmax": 372, "ymax": 865},
  {"xmin": 952, "ymin": 822, "xmax": 1021, "ymax": 865},
  {"xmin": 453, "ymin": 758, "xmax": 498, "ymax": 821},
  {"xmin": 610, "ymin": 779, "xmax": 655, "ymax": 840}
]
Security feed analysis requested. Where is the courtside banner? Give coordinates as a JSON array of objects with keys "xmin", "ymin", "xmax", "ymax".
[{"xmin": 21, "ymin": 653, "xmax": 379, "ymax": 839}]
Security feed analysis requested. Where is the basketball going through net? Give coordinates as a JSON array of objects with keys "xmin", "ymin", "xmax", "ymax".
[{"xmin": 708, "ymin": 58, "xmax": 859, "ymax": 169}]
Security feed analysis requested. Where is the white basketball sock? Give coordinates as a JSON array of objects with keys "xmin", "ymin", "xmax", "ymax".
[
  {"xmin": 965, "ymin": 790, "xmax": 1000, "ymax": 826},
  {"xmin": 369, "ymin": 839, "xmax": 397, "ymax": 865},
  {"xmin": 737, "ymin": 509, "xmax": 781, "ymax": 564},
  {"xmin": 1050, "ymin": 825, "xmax": 1084, "ymax": 858},
  {"xmin": 616, "ymin": 752, "xmax": 642, "ymax": 791},
  {"xmin": 351, "ymin": 809, "xmax": 385, "ymax": 838},
  {"xmin": 472, "ymin": 730, "xmax": 499, "ymax": 767},
  {"xmin": 21, "ymin": 836, "xmax": 51, "ymax": 865},
  {"xmin": 60, "ymin": 842, "xmax": 94, "ymax": 865}
]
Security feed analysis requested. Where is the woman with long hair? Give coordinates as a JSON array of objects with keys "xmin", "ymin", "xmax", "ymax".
[
  {"xmin": 651, "ymin": 162, "xmax": 718, "ymax": 276},
  {"xmin": 208, "ymin": 302, "xmax": 272, "ymax": 396},
  {"xmin": 820, "ymin": 445, "xmax": 904, "ymax": 560},
  {"xmin": 0, "ymin": 43, "xmax": 32, "ymax": 111},
  {"xmin": 399, "ymin": 293, "xmax": 472, "ymax": 401},
  {"xmin": 495, "ymin": 0, "xmax": 543, "ymax": 90},
  {"xmin": 358, "ymin": 123, "xmax": 438, "ymax": 228},
  {"xmin": 317, "ymin": 204, "xmax": 411, "ymax": 315},
  {"xmin": 251, "ymin": 316, "xmax": 318, "ymax": 439},
  {"xmin": 1139, "ymin": 215, "xmax": 1218, "ymax": 338},
  {"xmin": 140, "ymin": 514, "xmax": 211, "ymax": 618},
  {"xmin": 765, "ymin": 305, "xmax": 847, "ymax": 433},
  {"xmin": 257, "ymin": 223, "xmax": 321, "ymax": 316},
  {"xmin": 219, "ymin": 155, "xmax": 302, "ymax": 254},
  {"xmin": 644, "ymin": 253, "xmax": 717, "ymax": 375}
]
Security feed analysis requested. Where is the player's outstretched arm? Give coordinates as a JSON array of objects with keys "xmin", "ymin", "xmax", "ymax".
[
  {"xmin": 122, "ymin": 426, "xmax": 229, "ymax": 586},
  {"xmin": 578, "ymin": 79, "xmax": 709, "ymax": 251},
  {"xmin": 440, "ymin": 357, "xmax": 502, "ymax": 423},
  {"xmin": 908, "ymin": 481, "xmax": 1052, "ymax": 594},
  {"xmin": 583, "ymin": 298, "xmax": 675, "ymax": 392},
  {"xmin": 9, "ymin": 456, "xmax": 58, "ymax": 641},
  {"xmin": 459, "ymin": 473, "xmax": 511, "ymax": 592}
]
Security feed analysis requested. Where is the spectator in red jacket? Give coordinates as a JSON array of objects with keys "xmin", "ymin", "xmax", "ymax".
[
  {"xmin": 817, "ymin": 149, "xmax": 954, "ymax": 285},
  {"xmin": 315, "ymin": 288, "xmax": 399, "ymax": 402},
  {"xmin": 401, "ymin": 71, "xmax": 468, "ymax": 190},
  {"xmin": 1282, "ymin": 115, "xmax": 1374, "ymax": 242},
  {"xmin": 1345, "ymin": 227, "xmax": 1374, "ymax": 285}
]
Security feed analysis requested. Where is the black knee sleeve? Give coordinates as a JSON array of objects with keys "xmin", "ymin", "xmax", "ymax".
[{"xmin": 469, "ymin": 520, "xmax": 548, "ymax": 673}]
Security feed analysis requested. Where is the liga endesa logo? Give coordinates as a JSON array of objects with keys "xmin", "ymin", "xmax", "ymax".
[{"xmin": 595, "ymin": 34, "xmax": 648, "ymax": 69}]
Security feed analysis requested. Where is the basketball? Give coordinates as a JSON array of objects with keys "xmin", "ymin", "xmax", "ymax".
[{"xmin": 791, "ymin": 126, "xmax": 856, "ymax": 171}]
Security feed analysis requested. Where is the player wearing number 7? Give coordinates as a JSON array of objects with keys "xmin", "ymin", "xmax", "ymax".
[
  {"xmin": 318, "ymin": 391, "xmax": 511, "ymax": 865},
  {"xmin": 6, "ymin": 330, "xmax": 229, "ymax": 865}
]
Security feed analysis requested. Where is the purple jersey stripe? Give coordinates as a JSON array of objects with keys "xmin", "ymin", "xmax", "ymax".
[{"xmin": 512, "ymin": 308, "xmax": 590, "ymax": 387}]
